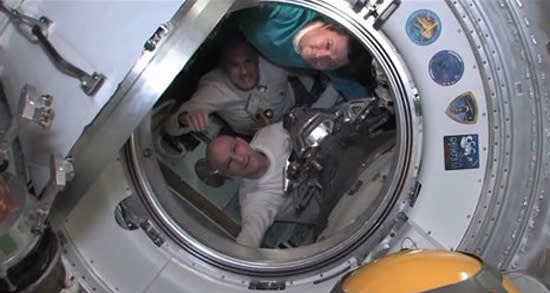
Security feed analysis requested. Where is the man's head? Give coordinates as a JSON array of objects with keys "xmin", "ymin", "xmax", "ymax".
[
  {"xmin": 221, "ymin": 40, "xmax": 260, "ymax": 91},
  {"xmin": 296, "ymin": 21, "xmax": 354, "ymax": 70},
  {"xmin": 206, "ymin": 135, "xmax": 269, "ymax": 179}
]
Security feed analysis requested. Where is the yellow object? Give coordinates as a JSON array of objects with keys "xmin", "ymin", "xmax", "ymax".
[
  {"xmin": 340, "ymin": 249, "xmax": 521, "ymax": 293},
  {"xmin": 503, "ymin": 278, "xmax": 522, "ymax": 293}
]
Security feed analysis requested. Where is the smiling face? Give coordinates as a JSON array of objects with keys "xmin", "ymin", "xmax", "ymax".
[
  {"xmin": 207, "ymin": 136, "xmax": 268, "ymax": 179},
  {"xmin": 299, "ymin": 24, "xmax": 350, "ymax": 70},
  {"xmin": 221, "ymin": 42, "xmax": 260, "ymax": 91}
]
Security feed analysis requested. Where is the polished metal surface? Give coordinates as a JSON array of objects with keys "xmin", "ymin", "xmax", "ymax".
[
  {"xmin": 50, "ymin": 0, "xmax": 237, "ymax": 224},
  {"xmin": 124, "ymin": 0, "xmax": 422, "ymax": 282},
  {"xmin": 499, "ymin": 0, "xmax": 550, "ymax": 285},
  {"xmin": 26, "ymin": 0, "xmax": 549, "ymax": 291},
  {"xmin": 32, "ymin": 155, "xmax": 73, "ymax": 233},
  {"xmin": 450, "ymin": 0, "xmax": 550, "ymax": 280},
  {"xmin": 282, "ymin": 98, "xmax": 393, "ymax": 216},
  {"xmin": 0, "ymin": 2, "xmax": 51, "ymax": 39}
]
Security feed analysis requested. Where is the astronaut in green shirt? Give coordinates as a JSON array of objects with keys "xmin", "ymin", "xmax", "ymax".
[{"xmin": 239, "ymin": 3, "xmax": 370, "ymax": 100}]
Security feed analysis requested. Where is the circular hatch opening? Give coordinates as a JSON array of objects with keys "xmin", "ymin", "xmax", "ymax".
[{"xmin": 125, "ymin": 0, "xmax": 421, "ymax": 280}]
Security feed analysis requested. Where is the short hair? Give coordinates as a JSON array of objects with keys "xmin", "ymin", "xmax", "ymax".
[
  {"xmin": 324, "ymin": 21, "xmax": 365, "ymax": 60},
  {"xmin": 219, "ymin": 34, "xmax": 257, "ymax": 65}
]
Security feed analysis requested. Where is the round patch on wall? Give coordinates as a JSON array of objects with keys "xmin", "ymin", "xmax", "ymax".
[
  {"xmin": 429, "ymin": 50, "xmax": 464, "ymax": 86},
  {"xmin": 406, "ymin": 9, "xmax": 442, "ymax": 46}
]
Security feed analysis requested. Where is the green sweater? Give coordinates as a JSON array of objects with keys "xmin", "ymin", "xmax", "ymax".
[{"xmin": 239, "ymin": 4, "xmax": 368, "ymax": 99}]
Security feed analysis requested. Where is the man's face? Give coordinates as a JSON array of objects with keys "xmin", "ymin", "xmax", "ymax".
[
  {"xmin": 208, "ymin": 136, "xmax": 265, "ymax": 179},
  {"xmin": 299, "ymin": 26, "xmax": 350, "ymax": 70},
  {"xmin": 222, "ymin": 44, "xmax": 260, "ymax": 91}
]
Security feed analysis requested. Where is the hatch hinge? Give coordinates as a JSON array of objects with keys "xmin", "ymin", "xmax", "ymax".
[
  {"xmin": 347, "ymin": 0, "xmax": 401, "ymax": 30},
  {"xmin": 0, "ymin": 3, "xmax": 106, "ymax": 96}
]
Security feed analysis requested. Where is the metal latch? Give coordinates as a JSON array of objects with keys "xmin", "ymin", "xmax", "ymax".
[
  {"xmin": 348, "ymin": 0, "xmax": 401, "ymax": 29},
  {"xmin": 114, "ymin": 196, "xmax": 165, "ymax": 247},
  {"xmin": 144, "ymin": 25, "xmax": 169, "ymax": 52},
  {"xmin": 140, "ymin": 220, "xmax": 165, "ymax": 247}
]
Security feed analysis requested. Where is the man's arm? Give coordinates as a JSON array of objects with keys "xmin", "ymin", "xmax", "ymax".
[
  {"xmin": 237, "ymin": 189, "xmax": 285, "ymax": 247},
  {"xmin": 164, "ymin": 78, "xmax": 228, "ymax": 135},
  {"xmin": 291, "ymin": 72, "xmax": 341, "ymax": 108},
  {"xmin": 326, "ymin": 70, "xmax": 369, "ymax": 100},
  {"xmin": 312, "ymin": 83, "xmax": 342, "ymax": 108},
  {"xmin": 176, "ymin": 108, "xmax": 209, "ymax": 132},
  {"xmin": 236, "ymin": 123, "xmax": 292, "ymax": 247}
]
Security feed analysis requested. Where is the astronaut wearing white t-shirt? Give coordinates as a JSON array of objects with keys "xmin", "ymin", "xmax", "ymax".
[{"xmin": 206, "ymin": 122, "xmax": 292, "ymax": 247}]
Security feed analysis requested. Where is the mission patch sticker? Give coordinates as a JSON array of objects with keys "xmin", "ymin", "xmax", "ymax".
[
  {"xmin": 444, "ymin": 134, "xmax": 480, "ymax": 170},
  {"xmin": 429, "ymin": 50, "xmax": 464, "ymax": 86},
  {"xmin": 446, "ymin": 91, "xmax": 478, "ymax": 124},
  {"xmin": 406, "ymin": 9, "xmax": 442, "ymax": 46}
]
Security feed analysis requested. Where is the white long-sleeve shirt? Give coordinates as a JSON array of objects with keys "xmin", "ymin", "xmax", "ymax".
[
  {"xmin": 165, "ymin": 57, "xmax": 340, "ymax": 136},
  {"xmin": 166, "ymin": 57, "xmax": 298, "ymax": 136},
  {"xmin": 236, "ymin": 122, "xmax": 293, "ymax": 247}
]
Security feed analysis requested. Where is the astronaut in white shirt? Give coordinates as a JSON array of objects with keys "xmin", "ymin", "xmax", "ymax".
[
  {"xmin": 165, "ymin": 38, "xmax": 340, "ymax": 137},
  {"xmin": 206, "ymin": 122, "xmax": 292, "ymax": 247}
]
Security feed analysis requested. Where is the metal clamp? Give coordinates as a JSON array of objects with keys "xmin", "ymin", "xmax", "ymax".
[
  {"xmin": 0, "ymin": 3, "xmax": 52, "ymax": 39},
  {"xmin": 19, "ymin": 84, "xmax": 55, "ymax": 129},
  {"xmin": 32, "ymin": 155, "xmax": 74, "ymax": 233},
  {"xmin": 31, "ymin": 25, "xmax": 106, "ymax": 96},
  {"xmin": 114, "ymin": 196, "xmax": 165, "ymax": 247},
  {"xmin": 0, "ymin": 84, "xmax": 55, "ymax": 168},
  {"xmin": 39, "ymin": 155, "xmax": 75, "ymax": 201},
  {"xmin": 347, "ymin": 0, "xmax": 401, "ymax": 29},
  {"xmin": 144, "ymin": 24, "xmax": 169, "ymax": 52}
]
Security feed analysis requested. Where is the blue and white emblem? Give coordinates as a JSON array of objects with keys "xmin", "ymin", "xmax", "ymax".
[
  {"xmin": 429, "ymin": 50, "xmax": 464, "ymax": 86},
  {"xmin": 444, "ymin": 134, "xmax": 480, "ymax": 170},
  {"xmin": 406, "ymin": 9, "xmax": 442, "ymax": 46},
  {"xmin": 446, "ymin": 92, "xmax": 478, "ymax": 124}
]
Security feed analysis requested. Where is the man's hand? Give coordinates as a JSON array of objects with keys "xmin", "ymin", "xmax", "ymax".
[{"xmin": 180, "ymin": 108, "xmax": 210, "ymax": 131}]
